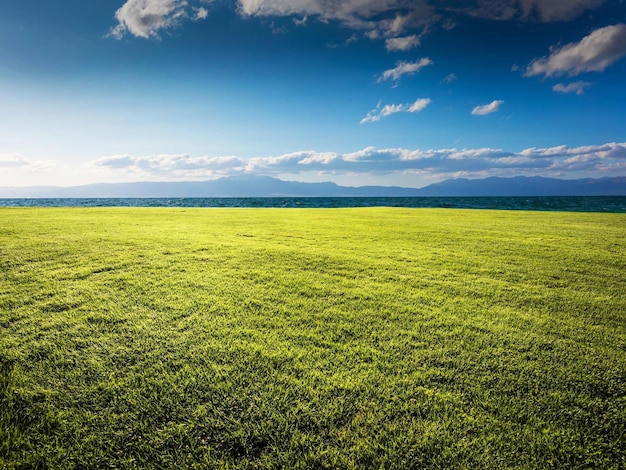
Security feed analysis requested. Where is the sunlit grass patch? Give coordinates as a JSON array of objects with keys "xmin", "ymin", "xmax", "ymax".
[{"xmin": 1, "ymin": 207, "xmax": 625, "ymax": 468}]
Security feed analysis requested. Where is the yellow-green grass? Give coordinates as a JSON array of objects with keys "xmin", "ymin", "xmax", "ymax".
[{"xmin": 1, "ymin": 207, "xmax": 625, "ymax": 469}]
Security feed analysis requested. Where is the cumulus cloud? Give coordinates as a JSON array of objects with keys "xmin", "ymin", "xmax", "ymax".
[
  {"xmin": 89, "ymin": 142, "xmax": 626, "ymax": 180},
  {"xmin": 237, "ymin": 0, "xmax": 607, "ymax": 25},
  {"xmin": 233, "ymin": 0, "xmax": 610, "ymax": 53},
  {"xmin": 378, "ymin": 58, "xmax": 433, "ymax": 82},
  {"xmin": 535, "ymin": 142, "xmax": 626, "ymax": 172},
  {"xmin": 238, "ymin": 0, "xmax": 430, "ymax": 32},
  {"xmin": 107, "ymin": 0, "xmax": 611, "ymax": 43},
  {"xmin": 94, "ymin": 154, "xmax": 248, "ymax": 178},
  {"xmin": 360, "ymin": 98, "xmax": 431, "ymax": 123},
  {"xmin": 296, "ymin": 142, "xmax": 626, "ymax": 176},
  {"xmin": 385, "ymin": 35, "xmax": 420, "ymax": 51},
  {"xmin": 109, "ymin": 0, "xmax": 210, "ymax": 39},
  {"xmin": 246, "ymin": 150, "xmax": 341, "ymax": 171},
  {"xmin": 237, "ymin": 0, "xmax": 438, "ymax": 51},
  {"xmin": 471, "ymin": 100, "xmax": 504, "ymax": 115},
  {"xmin": 237, "ymin": 0, "xmax": 608, "ymax": 30},
  {"xmin": 552, "ymin": 81, "xmax": 591, "ymax": 95},
  {"xmin": 525, "ymin": 24, "xmax": 626, "ymax": 77}
]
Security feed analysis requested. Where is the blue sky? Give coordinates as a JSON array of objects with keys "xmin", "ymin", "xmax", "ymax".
[{"xmin": 1, "ymin": 0, "xmax": 626, "ymax": 188}]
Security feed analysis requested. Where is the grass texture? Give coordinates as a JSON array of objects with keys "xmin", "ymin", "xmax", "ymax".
[{"xmin": 1, "ymin": 207, "xmax": 625, "ymax": 469}]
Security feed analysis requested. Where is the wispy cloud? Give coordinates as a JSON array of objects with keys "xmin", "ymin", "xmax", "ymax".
[
  {"xmin": 442, "ymin": 73, "xmax": 457, "ymax": 83},
  {"xmin": 471, "ymin": 100, "xmax": 504, "ymax": 115},
  {"xmin": 378, "ymin": 58, "xmax": 433, "ymax": 82},
  {"xmin": 552, "ymin": 81, "xmax": 591, "ymax": 95},
  {"xmin": 90, "ymin": 142, "xmax": 626, "ymax": 180},
  {"xmin": 525, "ymin": 24, "xmax": 626, "ymax": 77},
  {"xmin": 360, "ymin": 98, "xmax": 431, "ymax": 123},
  {"xmin": 0, "ymin": 154, "xmax": 30, "ymax": 167},
  {"xmin": 408, "ymin": 99, "xmax": 431, "ymax": 113},
  {"xmin": 0, "ymin": 154, "xmax": 61, "ymax": 182},
  {"xmin": 195, "ymin": 7, "xmax": 208, "ymax": 20},
  {"xmin": 385, "ymin": 35, "xmax": 420, "ymax": 51},
  {"xmin": 109, "ymin": 0, "xmax": 210, "ymax": 39},
  {"xmin": 237, "ymin": 0, "xmax": 434, "ymax": 38}
]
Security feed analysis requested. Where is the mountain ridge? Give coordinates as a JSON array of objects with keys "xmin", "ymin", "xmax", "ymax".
[{"xmin": 1, "ymin": 175, "xmax": 625, "ymax": 198}]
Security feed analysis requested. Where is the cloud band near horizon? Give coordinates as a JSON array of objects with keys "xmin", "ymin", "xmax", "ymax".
[{"xmin": 85, "ymin": 142, "xmax": 626, "ymax": 180}]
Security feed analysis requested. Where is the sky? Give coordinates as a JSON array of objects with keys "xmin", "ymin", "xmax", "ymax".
[{"xmin": 1, "ymin": 0, "xmax": 626, "ymax": 188}]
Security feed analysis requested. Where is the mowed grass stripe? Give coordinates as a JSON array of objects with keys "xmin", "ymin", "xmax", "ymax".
[{"xmin": 1, "ymin": 207, "xmax": 625, "ymax": 469}]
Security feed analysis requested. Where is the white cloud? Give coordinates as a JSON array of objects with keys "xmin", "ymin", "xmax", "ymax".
[
  {"xmin": 237, "ymin": 0, "xmax": 440, "ymax": 53},
  {"xmin": 385, "ymin": 35, "xmax": 420, "ymax": 51},
  {"xmin": 103, "ymin": 0, "xmax": 614, "ymax": 60},
  {"xmin": 94, "ymin": 154, "xmax": 248, "ymax": 178},
  {"xmin": 343, "ymin": 146, "xmax": 377, "ymax": 162},
  {"xmin": 379, "ymin": 103, "xmax": 405, "ymax": 117},
  {"xmin": 525, "ymin": 24, "xmax": 626, "ymax": 77},
  {"xmin": 109, "ymin": 0, "xmax": 210, "ymax": 39},
  {"xmin": 106, "ymin": 0, "xmax": 612, "ymax": 44},
  {"xmin": 195, "ymin": 7, "xmax": 208, "ymax": 20},
  {"xmin": 237, "ymin": 0, "xmax": 430, "ymax": 31},
  {"xmin": 0, "ymin": 155, "xmax": 64, "ymax": 186},
  {"xmin": 544, "ymin": 142, "xmax": 626, "ymax": 172},
  {"xmin": 471, "ymin": 100, "xmax": 504, "ymax": 115},
  {"xmin": 297, "ymin": 151, "xmax": 337, "ymax": 165},
  {"xmin": 520, "ymin": 142, "xmax": 626, "ymax": 159},
  {"xmin": 88, "ymin": 142, "xmax": 626, "ymax": 180},
  {"xmin": 236, "ymin": 0, "xmax": 608, "ymax": 41},
  {"xmin": 360, "ymin": 105, "xmax": 387, "ymax": 124},
  {"xmin": 408, "ymin": 98, "xmax": 431, "ymax": 112},
  {"xmin": 103, "ymin": 0, "xmax": 481, "ymax": 41},
  {"xmin": 387, "ymin": 13, "xmax": 411, "ymax": 35},
  {"xmin": 552, "ymin": 81, "xmax": 591, "ymax": 95},
  {"xmin": 443, "ymin": 73, "xmax": 457, "ymax": 83},
  {"xmin": 0, "ymin": 154, "xmax": 30, "ymax": 167},
  {"xmin": 360, "ymin": 98, "xmax": 431, "ymax": 123},
  {"xmin": 378, "ymin": 58, "xmax": 433, "ymax": 82},
  {"xmin": 293, "ymin": 16, "xmax": 308, "ymax": 26},
  {"xmin": 345, "ymin": 33, "xmax": 359, "ymax": 44}
]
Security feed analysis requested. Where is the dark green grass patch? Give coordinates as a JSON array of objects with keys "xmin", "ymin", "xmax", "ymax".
[{"xmin": 1, "ymin": 207, "xmax": 625, "ymax": 468}]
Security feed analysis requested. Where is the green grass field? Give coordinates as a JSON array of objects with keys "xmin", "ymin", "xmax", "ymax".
[{"xmin": 1, "ymin": 207, "xmax": 625, "ymax": 469}]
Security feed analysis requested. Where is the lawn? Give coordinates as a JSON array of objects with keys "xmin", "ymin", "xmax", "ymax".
[{"xmin": 1, "ymin": 207, "xmax": 625, "ymax": 469}]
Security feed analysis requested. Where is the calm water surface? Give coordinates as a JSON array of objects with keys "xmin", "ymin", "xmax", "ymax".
[{"xmin": 1, "ymin": 197, "xmax": 625, "ymax": 212}]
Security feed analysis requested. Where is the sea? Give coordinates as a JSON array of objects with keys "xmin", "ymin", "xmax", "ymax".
[{"xmin": 1, "ymin": 196, "xmax": 626, "ymax": 212}]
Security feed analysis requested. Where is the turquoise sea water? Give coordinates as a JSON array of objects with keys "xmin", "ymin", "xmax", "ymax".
[{"xmin": 1, "ymin": 196, "xmax": 626, "ymax": 212}]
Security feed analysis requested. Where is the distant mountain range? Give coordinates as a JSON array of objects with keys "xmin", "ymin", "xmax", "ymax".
[
  {"xmin": 1, "ymin": 175, "xmax": 626, "ymax": 198},
  {"xmin": 414, "ymin": 176, "xmax": 626, "ymax": 197}
]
